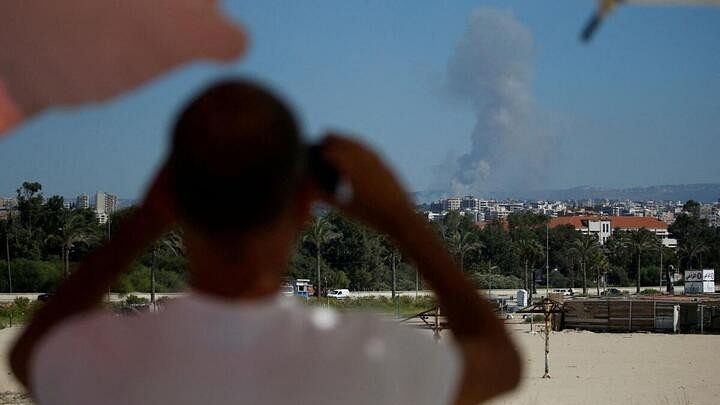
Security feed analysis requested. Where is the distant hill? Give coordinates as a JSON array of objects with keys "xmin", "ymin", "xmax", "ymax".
[{"xmin": 412, "ymin": 184, "xmax": 720, "ymax": 203}]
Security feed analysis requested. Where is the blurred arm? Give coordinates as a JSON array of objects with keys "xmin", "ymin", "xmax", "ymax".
[
  {"xmin": 10, "ymin": 168, "xmax": 174, "ymax": 388},
  {"xmin": 320, "ymin": 134, "xmax": 521, "ymax": 404}
]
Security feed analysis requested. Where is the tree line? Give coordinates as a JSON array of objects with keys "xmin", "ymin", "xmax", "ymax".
[{"xmin": 1, "ymin": 182, "xmax": 719, "ymax": 295}]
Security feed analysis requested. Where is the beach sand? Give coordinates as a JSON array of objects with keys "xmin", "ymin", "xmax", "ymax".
[
  {"xmin": 490, "ymin": 322, "xmax": 720, "ymax": 405},
  {"xmin": 0, "ymin": 324, "xmax": 718, "ymax": 404}
]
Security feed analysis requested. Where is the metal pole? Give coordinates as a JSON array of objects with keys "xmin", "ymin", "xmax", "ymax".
[
  {"xmin": 543, "ymin": 299, "xmax": 551, "ymax": 378},
  {"xmin": 151, "ymin": 249, "xmax": 157, "ymax": 312},
  {"xmin": 391, "ymin": 253, "xmax": 396, "ymax": 300},
  {"xmin": 530, "ymin": 311, "xmax": 534, "ymax": 333},
  {"xmin": 546, "ymin": 224, "xmax": 550, "ymax": 297},
  {"xmin": 5, "ymin": 231, "xmax": 11, "ymax": 293},
  {"xmin": 107, "ymin": 218, "xmax": 112, "ymax": 302},
  {"xmin": 415, "ymin": 269, "xmax": 418, "ymax": 299},
  {"xmin": 488, "ymin": 260, "xmax": 492, "ymax": 300},
  {"xmin": 659, "ymin": 246, "xmax": 663, "ymax": 293},
  {"xmin": 700, "ymin": 305, "xmax": 704, "ymax": 334}
]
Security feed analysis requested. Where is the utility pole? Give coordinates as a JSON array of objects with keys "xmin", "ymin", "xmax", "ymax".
[
  {"xmin": 659, "ymin": 244, "xmax": 663, "ymax": 292},
  {"xmin": 415, "ymin": 268, "xmax": 419, "ymax": 299},
  {"xmin": 543, "ymin": 298, "xmax": 551, "ymax": 378},
  {"xmin": 391, "ymin": 252, "xmax": 396, "ymax": 300},
  {"xmin": 151, "ymin": 249, "xmax": 157, "ymax": 312},
  {"xmin": 545, "ymin": 224, "xmax": 550, "ymax": 296},
  {"xmin": 107, "ymin": 218, "xmax": 112, "ymax": 302},
  {"xmin": 5, "ymin": 230, "xmax": 11, "ymax": 294},
  {"xmin": 488, "ymin": 259, "xmax": 492, "ymax": 299}
]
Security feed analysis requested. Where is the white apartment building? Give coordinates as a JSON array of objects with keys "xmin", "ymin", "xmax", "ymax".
[
  {"xmin": 95, "ymin": 191, "xmax": 118, "ymax": 215},
  {"xmin": 76, "ymin": 193, "xmax": 90, "ymax": 209}
]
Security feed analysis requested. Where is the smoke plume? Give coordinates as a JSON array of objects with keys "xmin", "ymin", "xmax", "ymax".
[{"xmin": 443, "ymin": 7, "xmax": 554, "ymax": 195}]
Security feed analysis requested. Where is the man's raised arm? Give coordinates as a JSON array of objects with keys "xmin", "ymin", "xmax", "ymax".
[
  {"xmin": 321, "ymin": 134, "xmax": 522, "ymax": 404},
  {"xmin": 10, "ymin": 166, "xmax": 175, "ymax": 388}
]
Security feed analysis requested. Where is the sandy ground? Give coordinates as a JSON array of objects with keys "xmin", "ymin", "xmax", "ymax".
[
  {"xmin": 490, "ymin": 322, "xmax": 720, "ymax": 405},
  {"xmin": 0, "ymin": 323, "xmax": 718, "ymax": 404}
]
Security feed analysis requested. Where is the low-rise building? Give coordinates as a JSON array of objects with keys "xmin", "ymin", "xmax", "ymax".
[{"xmin": 549, "ymin": 215, "xmax": 676, "ymax": 246}]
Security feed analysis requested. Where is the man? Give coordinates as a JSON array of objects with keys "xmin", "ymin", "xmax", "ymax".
[{"xmin": 11, "ymin": 80, "xmax": 521, "ymax": 404}]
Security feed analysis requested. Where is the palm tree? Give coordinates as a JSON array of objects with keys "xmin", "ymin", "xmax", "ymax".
[
  {"xmin": 569, "ymin": 233, "xmax": 600, "ymax": 295},
  {"xmin": 48, "ymin": 210, "xmax": 97, "ymax": 278},
  {"xmin": 450, "ymin": 229, "xmax": 484, "ymax": 273},
  {"xmin": 303, "ymin": 216, "xmax": 340, "ymax": 298},
  {"xmin": 515, "ymin": 238, "xmax": 543, "ymax": 292},
  {"xmin": 151, "ymin": 231, "xmax": 183, "ymax": 309},
  {"xmin": 623, "ymin": 229, "xmax": 658, "ymax": 293},
  {"xmin": 589, "ymin": 249, "xmax": 609, "ymax": 296},
  {"xmin": 678, "ymin": 238, "xmax": 708, "ymax": 271}
]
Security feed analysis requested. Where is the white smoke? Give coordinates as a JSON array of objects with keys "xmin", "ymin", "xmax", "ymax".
[{"xmin": 442, "ymin": 7, "xmax": 555, "ymax": 195}]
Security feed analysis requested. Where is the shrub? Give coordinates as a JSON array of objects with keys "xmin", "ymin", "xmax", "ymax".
[
  {"xmin": 125, "ymin": 294, "xmax": 149, "ymax": 306},
  {"xmin": 640, "ymin": 288, "xmax": 661, "ymax": 295}
]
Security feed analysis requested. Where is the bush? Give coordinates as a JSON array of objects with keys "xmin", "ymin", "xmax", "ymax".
[
  {"xmin": 640, "ymin": 289, "xmax": 661, "ymax": 295},
  {"xmin": 606, "ymin": 266, "xmax": 630, "ymax": 286},
  {"xmin": 0, "ymin": 297, "xmax": 42, "ymax": 327},
  {"xmin": 125, "ymin": 294, "xmax": 149, "ymax": 306},
  {"xmin": 0, "ymin": 259, "xmax": 62, "ymax": 292},
  {"xmin": 308, "ymin": 295, "xmax": 436, "ymax": 317},
  {"xmin": 548, "ymin": 271, "xmax": 571, "ymax": 288},
  {"xmin": 470, "ymin": 273, "xmax": 522, "ymax": 289},
  {"xmin": 524, "ymin": 314, "xmax": 544, "ymax": 323},
  {"xmin": 640, "ymin": 266, "xmax": 662, "ymax": 287}
]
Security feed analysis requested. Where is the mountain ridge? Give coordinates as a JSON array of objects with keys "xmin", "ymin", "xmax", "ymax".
[{"xmin": 412, "ymin": 183, "xmax": 720, "ymax": 204}]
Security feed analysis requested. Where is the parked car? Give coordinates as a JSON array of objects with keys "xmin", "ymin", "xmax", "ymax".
[
  {"xmin": 552, "ymin": 289, "xmax": 573, "ymax": 297},
  {"xmin": 326, "ymin": 289, "xmax": 351, "ymax": 300},
  {"xmin": 37, "ymin": 293, "xmax": 54, "ymax": 302},
  {"xmin": 601, "ymin": 288, "xmax": 623, "ymax": 296}
]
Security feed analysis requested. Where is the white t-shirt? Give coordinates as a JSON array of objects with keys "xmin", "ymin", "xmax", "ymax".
[{"xmin": 31, "ymin": 293, "xmax": 461, "ymax": 404}]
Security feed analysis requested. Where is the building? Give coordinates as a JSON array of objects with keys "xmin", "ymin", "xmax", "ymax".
[
  {"xmin": 460, "ymin": 196, "xmax": 480, "ymax": 211},
  {"xmin": 76, "ymin": 193, "xmax": 90, "ymax": 209},
  {"xmin": 0, "ymin": 198, "xmax": 17, "ymax": 209},
  {"xmin": 550, "ymin": 216, "xmax": 612, "ymax": 244},
  {"xmin": 443, "ymin": 198, "xmax": 461, "ymax": 211},
  {"xmin": 95, "ymin": 191, "xmax": 118, "ymax": 215},
  {"xmin": 95, "ymin": 212, "xmax": 109, "ymax": 225},
  {"xmin": 549, "ymin": 215, "xmax": 676, "ymax": 247},
  {"xmin": 94, "ymin": 191, "xmax": 118, "ymax": 224}
]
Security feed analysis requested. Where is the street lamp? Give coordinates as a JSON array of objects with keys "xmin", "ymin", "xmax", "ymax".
[
  {"xmin": 5, "ymin": 227, "xmax": 11, "ymax": 294},
  {"xmin": 659, "ymin": 244, "xmax": 664, "ymax": 292},
  {"xmin": 545, "ymin": 224, "xmax": 550, "ymax": 298},
  {"xmin": 488, "ymin": 263, "xmax": 498, "ymax": 300}
]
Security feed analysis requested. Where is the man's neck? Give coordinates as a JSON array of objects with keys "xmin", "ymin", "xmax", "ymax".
[{"xmin": 186, "ymin": 247, "xmax": 286, "ymax": 301}]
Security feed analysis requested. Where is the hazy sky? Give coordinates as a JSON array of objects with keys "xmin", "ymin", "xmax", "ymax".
[{"xmin": 1, "ymin": 0, "xmax": 719, "ymax": 199}]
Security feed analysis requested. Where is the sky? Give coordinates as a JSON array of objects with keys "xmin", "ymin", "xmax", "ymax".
[{"xmin": 0, "ymin": 0, "xmax": 719, "ymax": 199}]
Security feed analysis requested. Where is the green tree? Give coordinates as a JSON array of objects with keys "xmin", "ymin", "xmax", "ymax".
[
  {"xmin": 682, "ymin": 200, "xmax": 701, "ymax": 218},
  {"xmin": 16, "ymin": 182, "xmax": 43, "ymax": 231},
  {"xmin": 303, "ymin": 215, "xmax": 340, "ymax": 297},
  {"xmin": 515, "ymin": 238, "xmax": 543, "ymax": 292},
  {"xmin": 46, "ymin": 210, "xmax": 98, "ymax": 278},
  {"xmin": 569, "ymin": 233, "xmax": 600, "ymax": 295},
  {"xmin": 678, "ymin": 238, "xmax": 708, "ymax": 270},
  {"xmin": 589, "ymin": 249, "xmax": 609, "ymax": 295},
  {"xmin": 623, "ymin": 229, "xmax": 659, "ymax": 293},
  {"xmin": 449, "ymin": 229, "xmax": 483, "ymax": 274},
  {"xmin": 150, "ymin": 231, "xmax": 183, "ymax": 307}
]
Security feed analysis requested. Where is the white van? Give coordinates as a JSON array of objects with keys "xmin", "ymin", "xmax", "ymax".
[
  {"xmin": 552, "ymin": 288, "xmax": 573, "ymax": 297},
  {"xmin": 327, "ymin": 289, "xmax": 351, "ymax": 300}
]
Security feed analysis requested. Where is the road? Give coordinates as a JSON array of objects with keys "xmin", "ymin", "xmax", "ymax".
[{"xmin": 0, "ymin": 286, "xmax": 689, "ymax": 304}]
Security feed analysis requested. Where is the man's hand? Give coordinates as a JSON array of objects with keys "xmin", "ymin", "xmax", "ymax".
[{"xmin": 319, "ymin": 133, "xmax": 416, "ymax": 234}]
